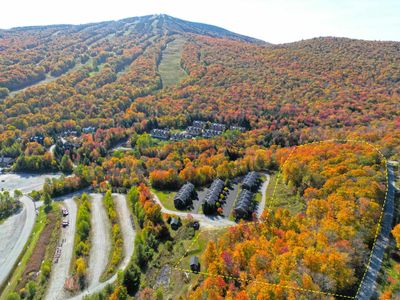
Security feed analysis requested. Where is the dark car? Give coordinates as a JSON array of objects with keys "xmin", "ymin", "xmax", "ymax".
[{"xmin": 191, "ymin": 221, "xmax": 200, "ymax": 230}]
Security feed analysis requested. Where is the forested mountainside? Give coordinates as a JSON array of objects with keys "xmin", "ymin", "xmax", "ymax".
[
  {"xmin": 0, "ymin": 15, "xmax": 399, "ymax": 156},
  {"xmin": 0, "ymin": 14, "xmax": 399, "ymax": 300}
]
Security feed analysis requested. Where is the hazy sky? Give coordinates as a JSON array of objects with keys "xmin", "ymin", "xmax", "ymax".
[{"xmin": 1, "ymin": 0, "xmax": 399, "ymax": 44}]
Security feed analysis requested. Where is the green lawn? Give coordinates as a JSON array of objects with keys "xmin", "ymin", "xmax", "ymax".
[
  {"xmin": 175, "ymin": 229, "xmax": 226, "ymax": 272},
  {"xmin": 152, "ymin": 189, "xmax": 177, "ymax": 211},
  {"xmin": 158, "ymin": 37, "xmax": 188, "ymax": 88},
  {"xmin": 264, "ymin": 172, "xmax": 305, "ymax": 214}
]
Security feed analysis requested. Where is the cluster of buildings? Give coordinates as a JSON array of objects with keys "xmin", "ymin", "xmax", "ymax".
[
  {"xmin": 57, "ymin": 137, "xmax": 82, "ymax": 153},
  {"xmin": 150, "ymin": 120, "xmax": 246, "ymax": 141},
  {"xmin": 150, "ymin": 128, "xmax": 171, "ymax": 140},
  {"xmin": 82, "ymin": 126, "xmax": 96, "ymax": 134},
  {"xmin": 172, "ymin": 171, "xmax": 260, "ymax": 220},
  {"xmin": 61, "ymin": 126, "xmax": 96, "ymax": 137},
  {"xmin": 29, "ymin": 135, "xmax": 45, "ymax": 145},
  {"xmin": 173, "ymin": 177, "xmax": 226, "ymax": 214},
  {"xmin": 233, "ymin": 171, "xmax": 260, "ymax": 220}
]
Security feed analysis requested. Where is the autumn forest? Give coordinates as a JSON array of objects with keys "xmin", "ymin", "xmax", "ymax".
[{"xmin": 0, "ymin": 13, "xmax": 399, "ymax": 300}]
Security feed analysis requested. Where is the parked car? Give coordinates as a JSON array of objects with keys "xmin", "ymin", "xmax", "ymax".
[{"xmin": 191, "ymin": 221, "xmax": 200, "ymax": 230}]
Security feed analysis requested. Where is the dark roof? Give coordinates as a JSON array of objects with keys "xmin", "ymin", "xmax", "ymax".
[
  {"xmin": 204, "ymin": 178, "xmax": 224, "ymax": 205},
  {"xmin": 82, "ymin": 126, "xmax": 96, "ymax": 133},
  {"xmin": 174, "ymin": 182, "xmax": 195, "ymax": 208},
  {"xmin": 192, "ymin": 120, "xmax": 207, "ymax": 129},
  {"xmin": 230, "ymin": 126, "xmax": 246, "ymax": 132},
  {"xmin": 0, "ymin": 156, "xmax": 15, "ymax": 165},
  {"xmin": 151, "ymin": 129, "xmax": 170, "ymax": 139},
  {"xmin": 190, "ymin": 256, "xmax": 199, "ymax": 265},
  {"xmin": 171, "ymin": 218, "xmax": 180, "ymax": 225},
  {"xmin": 242, "ymin": 171, "xmax": 259, "ymax": 190},
  {"xmin": 203, "ymin": 129, "xmax": 222, "ymax": 138},
  {"xmin": 234, "ymin": 189, "xmax": 254, "ymax": 216},
  {"xmin": 210, "ymin": 123, "xmax": 226, "ymax": 132},
  {"xmin": 186, "ymin": 126, "xmax": 202, "ymax": 136},
  {"xmin": 171, "ymin": 132, "xmax": 192, "ymax": 140}
]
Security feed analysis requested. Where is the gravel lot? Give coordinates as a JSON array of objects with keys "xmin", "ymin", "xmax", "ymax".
[
  {"xmin": 0, "ymin": 172, "xmax": 60, "ymax": 194},
  {"xmin": 113, "ymin": 193, "xmax": 135, "ymax": 267},
  {"xmin": 69, "ymin": 194, "xmax": 136, "ymax": 300},
  {"xmin": 45, "ymin": 196, "xmax": 77, "ymax": 300},
  {"xmin": 87, "ymin": 194, "xmax": 111, "ymax": 289}
]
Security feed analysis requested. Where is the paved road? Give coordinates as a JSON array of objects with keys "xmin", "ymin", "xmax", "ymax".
[
  {"xmin": 356, "ymin": 164, "xmax": 396, "ymax": 300},
  {"xmin": 256, "ymin": 174, "xmax": 271, "ymax": 218},
  {"xmin": 49, "ymin": 144, "xmax": 56, "ymax": 158},
  {"xmin": 45, "ymin": 196, "xmax": 77, "ymax": 300},
  {"xmin": 222, "ymin": 183, "xmax": 239, "ymax": 218},
  {"xmin": 69, "ymin": 194, "xmax": 136, "ymax": 300},
  {"xmin": 152, "ymin": 192, "xmax": 236, "ymax": 228},
  {"xmin": 0, "ymin": 196, "xmax": 36, "ymax": 286},
  {"xmin": 87, "ymin": 194, "xmax": 111, "ymax": 289}
]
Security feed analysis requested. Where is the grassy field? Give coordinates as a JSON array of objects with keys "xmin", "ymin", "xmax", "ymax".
[
  {"xmin": 158, "ymin": 37, "xmax": 188, "ymax": 88},
  {"xmin": 0, "ymin": 206, "xmax": 49, "ymax": 299},
  {"xmin": 152, "ymin": 189, "xmax": 177, "ymax": 211},
  {"xmin": 264, "ymin": 172, "xmax": 305, "ymax": 214},
  {"xmin": 152, "ymin": 228, "xmax": 223, "ymax": 299}
]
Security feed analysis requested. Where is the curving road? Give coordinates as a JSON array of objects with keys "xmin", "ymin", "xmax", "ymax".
[
  {"xmin": 45, "ymin": 196, "xmax": 77, "ymax": 300},
  {"xmin": 0, "ymin": 196, "xmax": 36, "ymax": 286},
  {"xmin": 87, "ymin": 194, "xmax": 111, "ymax": 289},
  {"xmin": 152, "ymin": 192, "xmax": 235, "ymax": 229},
  {"xmin": 356, "ymin": 164, "xmax": 396, "ymax": 300}
]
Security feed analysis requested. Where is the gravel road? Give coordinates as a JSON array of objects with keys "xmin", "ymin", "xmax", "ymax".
[
  {"xmin": 113, "ymin": 194, "xmax": 135, "ymax": 267},
  {"xmin": 0, "ymin": 196, "xmax": 35, "ymax": 286},
  {"xmin": 45, "ymin": 196, "xmax": 77, "ymax": 300},
  {"xmin": 87, "ymin": 194, "xmax": 111, "ymax": 289}
]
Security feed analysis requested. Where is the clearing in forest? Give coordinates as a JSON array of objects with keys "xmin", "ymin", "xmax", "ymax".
[{"xmin": 158, "ymin": 37, "xmax": 188, "ymax": 88}]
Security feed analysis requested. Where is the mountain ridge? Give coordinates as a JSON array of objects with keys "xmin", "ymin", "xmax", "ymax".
[{"xmin": 2, "ymin": 14, "xmax": 267, "ymax": 45}]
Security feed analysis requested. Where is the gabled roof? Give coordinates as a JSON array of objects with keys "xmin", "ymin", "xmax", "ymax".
[
  {"xmin": 242, "ymin": 171, "xmax": 259, "ymax": 189},
  {"xmin": 234, "ymin": 189, "xmax": 254, "ymax": 214},
  {"xmin": 171, "ymin": 218, "xmax": 180, "ymax": 225},
  {"xmin": 204, "ymin": 178, "xmax": 224, "ymax": 205},
  {"xmin": 174, "ymin": 182, "xmax": 195, "ymax": 203},
  {"xmin": 190, "ymin": 256, "xmax": 199, "ymax": 265}
]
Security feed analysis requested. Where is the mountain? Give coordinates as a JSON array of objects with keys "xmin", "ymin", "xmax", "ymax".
[
  {"xmin": 0, "ymin": 13, "xmax": 399, "ymax": 300},
  {"xmin": 3, "ymin": 14, "xmax": 265, "ymax": 44}
]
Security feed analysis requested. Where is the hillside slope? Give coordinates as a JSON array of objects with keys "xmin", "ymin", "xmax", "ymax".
[{"xmin": 0, "ymin": 14, "xmax": 399, "ymax": 300}]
